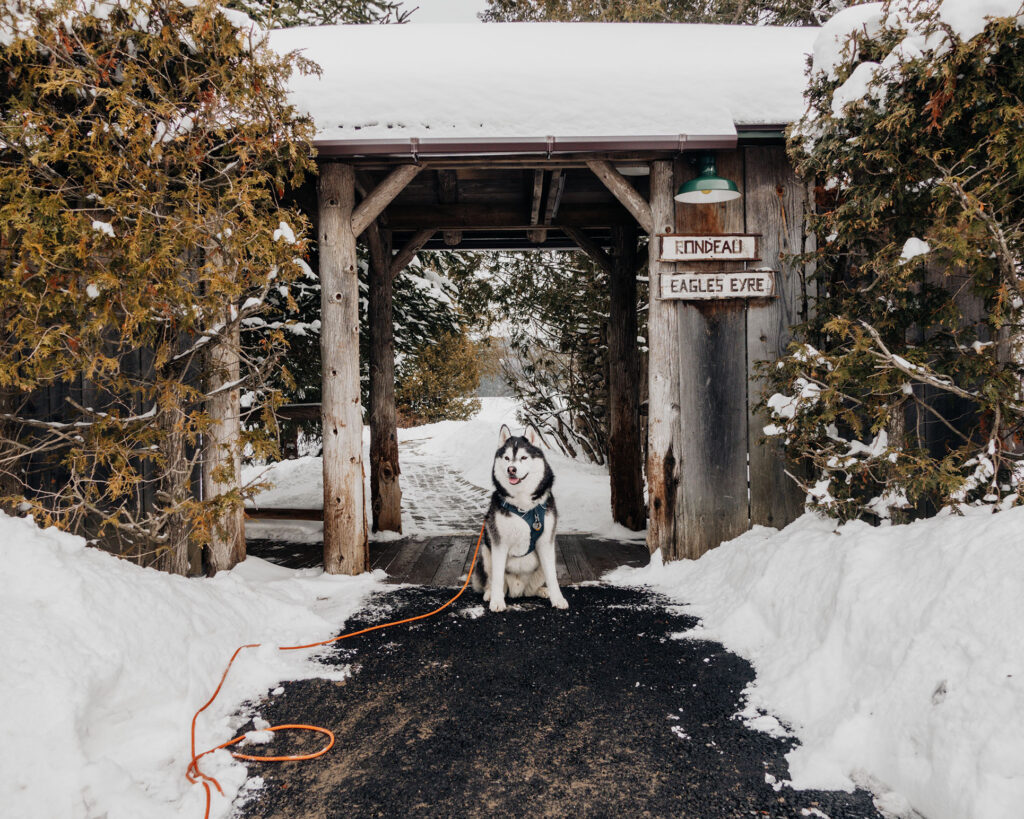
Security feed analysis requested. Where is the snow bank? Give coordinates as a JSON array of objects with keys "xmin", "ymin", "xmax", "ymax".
[
  {"xmin": 269, "ymin": 23, "xmax": 817, "ymax": 142},
  {"xmin": 608, "ymin": 508, "xmax": 1024, "ymax": 819},
  {"xmin": 0, "ymin": 512, "xmax": 383, "ymax": 819}
]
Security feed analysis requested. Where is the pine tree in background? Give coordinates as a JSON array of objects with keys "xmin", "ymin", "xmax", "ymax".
[
  {"xmin": 763, "ymin": 1, "xmax": 1024, "ymax": 522},
  {"xmin": 225, "ymin": 0, "xmax": 411, "ymax": 26},
  {"xmin": 367, "ymin": 257, "xmax": 473, "ymax": 421},
  {"xmin": 481, "ymin": 0, "xmax": 844, "ymax": 25},
  {"xmin": 0, "ymin": 0, "xmax": 315, "ymax": 571},
  {"xmin": 466, "ymin": 251, "xmax": 621, "ymax": 464},
  {"xmin": 265, "ymin": 245, "xmax": 476, "ymax": 454},
  {"xmin": 396, "ymin": 330, "xmax": 481, "ymax": 425}
]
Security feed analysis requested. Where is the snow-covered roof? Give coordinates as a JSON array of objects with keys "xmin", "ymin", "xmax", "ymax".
[{"xmin": 269, "ymin": 23, "xmax": 818, "ymax": 155}]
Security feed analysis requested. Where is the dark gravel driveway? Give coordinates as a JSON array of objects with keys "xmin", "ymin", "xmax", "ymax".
[{"xmin": 234, "ymin": 585, "xmax": 883, "ymax": 819}]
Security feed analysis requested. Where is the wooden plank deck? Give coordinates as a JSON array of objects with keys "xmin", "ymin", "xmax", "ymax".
[
  {"xmin": 246, "ymin": 534, "xmax": 649, "ymax": 586},
  {"xmin": 373, "ymin": 535, "xmax": 648, "ymax": 586}
]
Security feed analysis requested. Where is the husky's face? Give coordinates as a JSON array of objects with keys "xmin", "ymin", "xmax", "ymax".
[{"xmin": 492, "ymin": 424, "xmax": 553, "ymax": 501}]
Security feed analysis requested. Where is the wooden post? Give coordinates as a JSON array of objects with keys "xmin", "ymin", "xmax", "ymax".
[
  {"xmin": 202, "ymin": 312, "xmax": 245, "ymax": 572},
  {"xmin": 646, "ymin": 160, "xmax": 681, "ymax": 557},
  {"xmin": 319, "ymin": 163, "xmax": 368, "ymax": 574},
  {"xmin": 673, "ymin": 150, "xmax": 750, "ymax": 559},
  {"xmin": 607, "ymin": 224, "xmax": 646, "ymax": 531},
  {"xmin": 366, "ymin": 223, "xmax": 402, "ymax": 533},
  {"xmin": 744, "ymin": 145, "xmax": 807, "ymax": 528}
]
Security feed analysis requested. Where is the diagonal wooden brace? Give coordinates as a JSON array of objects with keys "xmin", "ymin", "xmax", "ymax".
[
  {"xmin": 586, "ymin": 159, "xmax": 654, "ymax": 235},
  {"xmin": 351, "ymin": 164, "xmax": 422, "ymax": 237}
]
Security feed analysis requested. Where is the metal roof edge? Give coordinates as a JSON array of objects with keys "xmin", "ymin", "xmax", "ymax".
[
  {"xmin": 736, "ymin": 124, "xmax": 789, "ymax": 142},
  {"xmin": 313, "ymin": 133, "xmax": 738, "ymax": 159}
]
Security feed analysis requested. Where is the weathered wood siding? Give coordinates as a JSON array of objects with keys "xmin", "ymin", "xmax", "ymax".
[
  {"xmin": 744, "ymin": 145, "xmax": 807, "ymax": 528},
  {"xmin": 672, "ymin": 151, "xmax": 750, "ymax": 559},
  {"xmin": 648, "ymin": 145, "xmax": 811, "ymax": 561}
]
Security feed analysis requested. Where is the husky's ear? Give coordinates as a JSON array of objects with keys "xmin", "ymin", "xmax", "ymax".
[
  {"xmin": 498, "ymin": 424, "xmax": 512, "ymax": 444},
  {"xmin": 525, "ymin": 424, "xmax": 545, "ymax": 448}
]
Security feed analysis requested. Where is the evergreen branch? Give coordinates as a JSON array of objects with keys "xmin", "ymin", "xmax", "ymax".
[{"xmin": 861, "ymin": 321, "xmax": 1021, "ymax": 412}]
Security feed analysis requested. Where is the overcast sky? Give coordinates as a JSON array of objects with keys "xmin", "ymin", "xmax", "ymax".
[{"xmin": 404, "ymin": 0, "xmax": 488, "ymax": 23}]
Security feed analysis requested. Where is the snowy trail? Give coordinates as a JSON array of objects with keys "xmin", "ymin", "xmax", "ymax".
[{"xmin": 244, "ymin": 398, "xmax": 647, "ymax": 541}]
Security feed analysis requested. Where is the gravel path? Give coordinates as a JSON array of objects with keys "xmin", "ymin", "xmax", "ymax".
[{"xmin": 233, "ymin": 586, "xmax": 883, "ymax": 819}]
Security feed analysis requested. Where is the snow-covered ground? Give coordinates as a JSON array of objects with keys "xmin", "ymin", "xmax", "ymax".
[
  {"xmin": 244, "ymin": 398, "xmax": 645, "ymax": 542},
  {"xmin": 0, "ymin": 513, "xmax": 383, "ymax": 819},
  {"xmin": 7, "ymin": 401, "xmax": 1023, "ymax": 819},
  {"xmin": 609, "ymin": 508, "xmax": 1024, "ymax": 819}
]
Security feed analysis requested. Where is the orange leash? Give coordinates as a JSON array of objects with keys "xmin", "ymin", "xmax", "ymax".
[{"xmin": 188, "ymin": 522, "xmax": 485, "ymax": 819}]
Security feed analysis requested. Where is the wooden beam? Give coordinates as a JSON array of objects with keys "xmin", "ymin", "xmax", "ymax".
[
  {"xmin": 533, "ymin": 168, "xmax": 567, "ymax": 243},
  {"xmin": 544, "ymin": 168, "xmax": 566, "ymax": 225},
  {"xmin": 351, "ymin": 164, "xmax": 422, "ymax": 237},
  {"xmin": 319, "ymin": 163, "xmax": 368, "ymax": 574},
  {"xmin": 386, "ymin": 203, "xmax": 635, "ymax": 231},
  {"xmin": 561, "ymin": 226, "xmax": 615, "ymax": 275},
  {"xmin": 366, "ymin": 223, "xmax": 403, "ymax": 534},
  {"xmin": 607, "ymin": 224, "xmax": 646, "ymax": 531},
  {"xmin": 437, "ymin": 170, "xmax": 462, "ymax": 246},
  {"xmin": 390, "ymin": 228, "xmax": 436, "ymax": 279},
  {"xmin": 355, "ymin": 172, "xmax": 388, "ymax": 226},
  {"xmin": 528, "ymin": 169, "xmax": 545, "ymax": 244},
  {"xmin": 586, "ymin": 160, "xmax": 653, "ymax": 234},
  {"xmin": 645, "ymin": 160, "xmax": 680, "ymax": 558},
  {"xmin": 354, "ymin": 152, "xmax": 680, "ymax": 171}
]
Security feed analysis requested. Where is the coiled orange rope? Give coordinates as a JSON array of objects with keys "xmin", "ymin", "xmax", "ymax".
[{"xmin": 188, "ymin": 521, "xmax": 485, "ymax": 818}]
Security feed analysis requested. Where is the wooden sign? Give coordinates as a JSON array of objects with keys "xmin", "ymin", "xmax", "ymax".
[
  {"xmin": 660, "ymin": 234, "xmax": 759, "ymax": 262},
  {"xmin": 660, "ymin": 269, "xmax": 776, "ymax": 301}
]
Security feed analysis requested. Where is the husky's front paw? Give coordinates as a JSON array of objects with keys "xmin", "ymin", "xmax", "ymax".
[
  {"xmin": 489, "ymin": 597, "xmax": 507, "ymax": 613},
  {"xmin": 483, "ymin": 588, "xmax": 491, "ymax": 602},
  {"xmin": 550, "ymin": 595, "xmax": 569, "ymax": 610}
]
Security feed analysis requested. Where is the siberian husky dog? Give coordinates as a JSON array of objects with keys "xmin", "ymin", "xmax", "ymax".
[{"xmin": 472, "ymin": 424, "xmax": 569, "ymax": 612}]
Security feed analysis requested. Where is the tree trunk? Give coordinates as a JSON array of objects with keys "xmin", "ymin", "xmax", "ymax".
[
  {"xmin": 155, "ymin": 403, "xmax": 192, "ymax": 575},
  {"xmin": 0, "ymin": 387, "xmax": 22, "ymax": 509},
  {"xmin": 319, "ymin": 163, "xmax": 369, "ymax": 575},
  {"xmin": 607, "ymin": 224, "xmax": 646, "ymax": 530},
  {"xmin": 366, "ymin": 223, "xmax": 403, "ymax": 533},
  {"xmin": 202, "ymin": 312, "xmax": 245, "ymax": 573}
]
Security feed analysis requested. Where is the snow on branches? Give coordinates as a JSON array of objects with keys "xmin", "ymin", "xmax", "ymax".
[
  {"xmin": 764, "ymin": 0, "xmax": 1024, "ymax": 522},
  {"xmin": 0, "ymin": 0, "xmax": 315, "ymax": 570}
]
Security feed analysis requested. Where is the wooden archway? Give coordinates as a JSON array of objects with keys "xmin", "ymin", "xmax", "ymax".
[{"xmin": 314, "ymin": 140, "xmax": 809, "ymax": 574}]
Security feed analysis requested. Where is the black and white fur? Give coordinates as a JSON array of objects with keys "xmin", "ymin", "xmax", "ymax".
[{"xmin": 472, "ymin": 424, "xmax": 569, "ymax": 612}]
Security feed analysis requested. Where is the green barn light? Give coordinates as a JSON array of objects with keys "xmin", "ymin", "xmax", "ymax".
[{"xmin": 674, "ymin": 152, "xmax": 741, "ymax": 204}]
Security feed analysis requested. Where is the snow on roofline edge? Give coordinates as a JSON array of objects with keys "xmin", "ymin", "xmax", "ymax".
[{"xmin": 312, "ymin": 128, "xmax": 789, "ymax": 158}]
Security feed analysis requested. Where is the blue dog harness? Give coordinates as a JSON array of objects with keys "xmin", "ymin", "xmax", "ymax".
[{"xmin": 499, "ymin": 498, "xmax": 546, "ymax": 556}]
